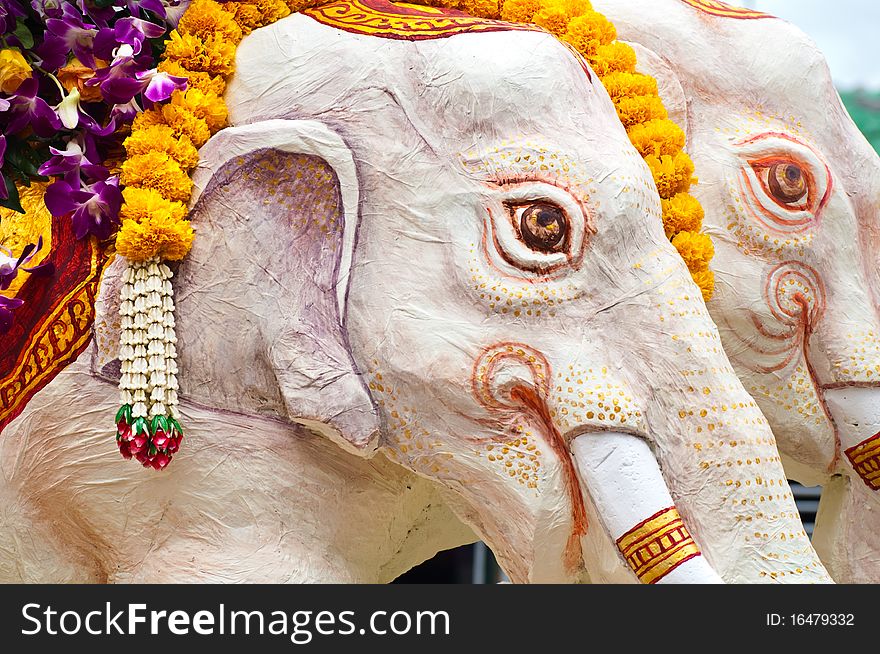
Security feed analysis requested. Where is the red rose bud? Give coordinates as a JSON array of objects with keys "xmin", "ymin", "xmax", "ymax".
[
  {"xmin": 166, "ymin": 435, "xmax": 181, "ymax": 454},
  {"xmin": 116, "ymin": 419, "xmax": 131, "ymax": 440},
  {"xmin": 150, "ymin": 453, "xmax": 171, "ymax": 470},
  {"xmin": 117, "ymin": 439, "xmax": 133, "ymax": 460},
  {"xmin": 129, "ymin": 433, "xmax": 148, "ymax": 455},
  {"xmin": 152, "ymin": 428, "xmax": 169, "ymax": 450}
]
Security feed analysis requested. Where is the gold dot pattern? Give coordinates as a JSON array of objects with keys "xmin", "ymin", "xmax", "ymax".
[
  {"xmin": 749, "ymin": 363, "xmax": 826, "ymax": 426},
  {"xmin": 481, "ymin": 422, "xmax": 544, "ymax": 494},
  {"xmin": 365, "ymin": 361, "xmax": 459, "ymax": 481},
  {"xmin": 551, "ymin": 365, "xmax": 646, "ymax": 435},
  {"xmin": 221, "ymin": 151, "xmax": 342, "ymax": 248},
  {"xmin": 831, "ymin": 328, "xmax": 880, "ymax": 382},
  {"xmin": 641, "ymin": 243, "xmax": 821, "ymax": 580},
  {"xmin": 465, "ymin": 261, "xmax": 582, "ymax": 317}
]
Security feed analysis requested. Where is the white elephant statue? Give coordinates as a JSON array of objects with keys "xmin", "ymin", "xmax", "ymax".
[
  {"xmin": 0, "ymin": 0, "xmax": 831, "ymax": 583},
  {"xmin": 591, "ymin": 0, "xmax": 880, "ymax": 582}
]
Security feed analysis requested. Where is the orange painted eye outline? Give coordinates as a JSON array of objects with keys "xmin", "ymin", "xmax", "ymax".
[
  {"xmin": 748, "ymin": 156, "xmax": 816, "ymax": 213},
  {"xmin": 735, "ymin": 132, "xmax": 832, "ymax": 234}
]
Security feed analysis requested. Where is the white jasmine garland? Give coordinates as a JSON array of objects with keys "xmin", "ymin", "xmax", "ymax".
[{"xmin": 115, "ymin": 257, "xmax": 183, "ymax": 469}]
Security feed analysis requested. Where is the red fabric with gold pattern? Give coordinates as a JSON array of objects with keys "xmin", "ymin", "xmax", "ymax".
[
  {"xmin": 0, "ymin": 213, "xmax": 113, "ymax": 433},
  {"xmin": 679, "ymin": 0, "xmax": 773, "ymax": 20},
  {"xmin": 304, "ymin": 0, "xmax": 541, "ymax": 41}
]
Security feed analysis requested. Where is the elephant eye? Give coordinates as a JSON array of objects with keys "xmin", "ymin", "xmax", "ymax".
[
  {"xmin": 767, "ymin": 162, "xmax": 807, "ymax": 203},
  {"xmin": 483, "ymin": 180, "xmax": 590, "ymax": 279},
  {"xmin": 510, "ymin": 202, "xmax": 568, "ymax": 253},
  {"xmin": 753, "ymin": 160, "xmax": 811, "ymax": 210}
]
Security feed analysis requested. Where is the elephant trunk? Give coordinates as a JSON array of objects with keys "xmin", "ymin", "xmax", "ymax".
[{"xmin": 561, "ymin": 354, "xmax": 833, "ymax": 583}]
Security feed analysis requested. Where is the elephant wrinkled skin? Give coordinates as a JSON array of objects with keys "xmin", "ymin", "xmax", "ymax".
[{"xmin": 0, "ymin": 8, "xmax": 830, "ymax": 583}]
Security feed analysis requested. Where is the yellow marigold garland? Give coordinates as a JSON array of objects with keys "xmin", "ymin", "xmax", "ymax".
[{"xmin": 121, "ymin": 0, "xmax": 715, "ymax": 301}]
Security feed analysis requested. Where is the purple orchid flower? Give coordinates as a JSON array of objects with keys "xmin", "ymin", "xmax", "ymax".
[
  {"xmin": 140, "ymin": 68, "xmax": 187, "ymax": 102},
  {"xmin": 38, "ymin": 140, "xmax": 108, "ymax": 187},
  {"xmin": 122, "ymin": 0, "xmax": 175, "ymax": 21},
  {"xmin": 30, "ymin": 0, "xmax": 63, "ymax": 20},
  {"xmin": 44, "ymin": 176, "xmax": 122, "ymax": 240},
  {"xmin": 73, "ymin": 0, "xmax": 115, "ymax": 27},
  {"xmin": 114, "ymin": 17, "xmax": 166, "ymax": 55},
  {"xmin": 0, "ymin": 134, "xmax": 7, "ymax": 201},
  {"xmin": 110, "ymin": 97, "xmax": 142, "ymax": 123},
  {"xmin": 33, "ymin": 32, "xmax": 70, "ymax": 72},
  {"xmin": 88, "ymin": 44, "xmax": 185, "ymax": 105},
  {"xmin": 161, "ymin": 0, "xmax": 191, "ymax": 27},
  {"xmin": 0, "ymin": 237, "xmax": 55, "ymax": 291},
  {"xmin": 78, "ymin": 109, "xmax": 118, "ymax": 136},
  {"xmin": 0, "ymin": 0, "xmax": 25, "ymax": 34},
  {"xmin": 0, "ymin": 296, "xmax": 24, "ymax": 334},
  {"xmin": 5, "ymin": 77, "xmax": 63, "ymax": 138},
  {"xmin": 45, "ymin": 3, "xmax": 100, "ymax": 68}
]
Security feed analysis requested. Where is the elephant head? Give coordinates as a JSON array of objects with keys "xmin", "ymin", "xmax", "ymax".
[
  {"xmin": 592, "ymin": 0, "xmax": 880, "ymax": 580},
  {"xmin": 155, "ymin": 3, "xmax": 831, "ymax": 583}
]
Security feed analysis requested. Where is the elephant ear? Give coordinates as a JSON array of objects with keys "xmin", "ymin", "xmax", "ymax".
[
  {"xmin": 188, "ymin": 120, "xmax": 379, "ymax": 456},
  {"xmin": 625, "ymin": 41, "xmax": 689, "ymax": 137}
]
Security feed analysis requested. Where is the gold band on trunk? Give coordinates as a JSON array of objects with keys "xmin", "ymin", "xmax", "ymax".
[
  {"xmin": 845, "ymin": 432, "xmax": 880, "ymax": 491},
  {"xmin": 616, "ymin": 506, "xmax": 702, "ymax": 584}
]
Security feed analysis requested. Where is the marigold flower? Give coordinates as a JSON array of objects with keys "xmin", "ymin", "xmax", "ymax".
[
  {"xmin": 602, "ymin": 72, "xmax": 657, "ymax": 102},
  {"xmin": 169, "ymin": 88, "xmax": 228, "ymax": 132},
  {"xmin": 162, "ymin": 30, "xmax": 237, "ymax": 76},
  {"xmin": 613, "ymin": 94, "xmax": 667, "ymax": 128},
  {"xmin": 178, "ymin": 0, "xmax": 244, "ymax": 43},
  {"xmin": 588, "ymin": 41, "xmax": 636, "ymax": 76},
  {"xmin": 461, "ymin": 0, "xmax": 502, "ymax": 19},
  {"xmin": 561, "ymin": 11, "xmax": 616, "ymax": 58},
  {"xmin": 672, "ymin": 230, "xmax": 714, "ymax": 273},
  {"xmin": 500, "ymin": 0, "xmax": 542, "ymax": 23},
  {"xmin": 627, "ymin": 118, "xmax": 685, "ymax": 158},
  {"xmin": 0, "ymin": 48, "xmax": 32, "ymax": 94},
  {"xmin": 159, "ymin": 60, "xmax": 227, "ymax": 96},
  {"xmin": 691, "ymin": 268, "xmax": 715, "ymax": 301},
  {"xmin": 124, "ymin": 125, "xmax": 200, "ymax": 170},
  {"xmin": 532, "ymin": 5, "xmax": 570, "ymax": 35},
  {"xmin": 120, "ymin": 152, "xmax": 194, "ymax": 203},
  {"xmin": 644, "ymin": 151, "xmax": 696, "ymax": 199},
  {"xmin": 132, "ymin": 108, "xmax": 167, "ymax": 132},
  {"xmin": 223, "ymin": 0, "xmax": 291, "ymax": 32},
  {"xmin": 120, "ymin": 187, "xmax": 188, "ymax": 225},
  {"xmin": 286, "ymin": 0, "xmax": 323, "ymax": 11},
  {"xmin": 116, "ymin": 213, "xmax": 195, "ymax": 261},
  {"xmin": 661, "ymin": 192, "xmax": 704, "ymax": 238},
  {"xmin": 161, "ymin": 104, "xmax": 212, "ymax": 147}
]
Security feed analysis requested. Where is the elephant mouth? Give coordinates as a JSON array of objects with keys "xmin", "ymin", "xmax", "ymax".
[
  {"xmin": 824, "ymin": 386, "xmax": 880, "ymax": 490},
  {"xmin": 509, "ymin": 385, "xmax": 588, "ymax": 571}
]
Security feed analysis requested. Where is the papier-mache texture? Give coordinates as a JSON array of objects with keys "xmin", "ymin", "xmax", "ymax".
[{"xmin": 1, "ymin": 0, "xmax": 870, "ymax": 584}]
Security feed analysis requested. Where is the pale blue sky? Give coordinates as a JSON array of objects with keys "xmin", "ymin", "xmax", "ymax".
[{"xmin": 740, "ymin": 0, "xmax": 880, "ymax": 90}]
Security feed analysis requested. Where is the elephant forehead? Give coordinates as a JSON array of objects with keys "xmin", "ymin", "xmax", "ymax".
[
  {"xmin": 600, "ymin": 0, "xmax": 834, "ymax": 116},
  {"xmin": 229, "ymin": 14, "xmax": 616, "ymax": 147}
]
